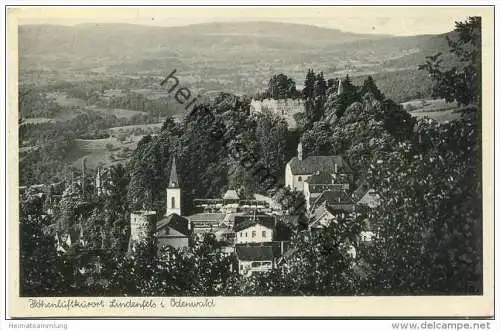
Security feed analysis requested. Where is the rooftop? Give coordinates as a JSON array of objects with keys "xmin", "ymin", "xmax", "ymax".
[
  {"xmin": 305, "ymin": 171, "xmax": 333, "ymax": 184},
  {"xmin": 288, "ymin": 155, "xmax": 352, "ymax": 175},
  {"xmin": 187, "ymin": 213, "xmax": 227, "ymax": 223},
  {"xmin": 235, "ymin": 241, "xmax": 290, "ymax": 261},
  {"xmin": 235, "ymin": 245, "xmax": 275, "ymax": 261},
  {"xmin": 223, "ymin": 190, "xmax": 240, "ymax": 200},
  {"xmin": 233, "ymin": 214, "xmax": 276, "ymax": 232},
  {"xmin": 156, "ymin": 213, "xmax": 190, "ymax": 236},
  {"xmin": 313, "ymin": 190, "xmax": 353, "ymax": 207},
  {"xmin": 132, "ymin": 210, "xmax": 157, "ymax": 216}
]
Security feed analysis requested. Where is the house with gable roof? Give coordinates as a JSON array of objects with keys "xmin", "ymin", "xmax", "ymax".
[
  {"xmin": 303, "ymin": 171, "xmax": 351, "ymax": 211},
  {"xmin": 155, "ymin": 213, "xmax": 191, "ymax": 250},
  {"xmin": 308, "ymin": 190, "xmax": 355, "ymax": 230},
  {"xmin": 235, "ymin": 241, "xmax": 291, "ymax": 276},
  {"xmin": 233, "ymin": 213, "xmax": 276, "ymax": 244},
  {"xmin": 235, "ymin": 245, "xmax": 275, "ymax": 276},
  {"xmin": 285, "ymin": 142, "xmax": 352, "ymax": 193}
]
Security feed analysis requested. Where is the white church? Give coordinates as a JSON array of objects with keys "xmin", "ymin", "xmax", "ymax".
[{"xmin": 285, "ymin": 142, "xmax": 352, "ymax": 193}]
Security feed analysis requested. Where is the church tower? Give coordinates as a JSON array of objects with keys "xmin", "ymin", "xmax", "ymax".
[{"xmin": 165, "ymin": 156, "xmax": 181, "ymax": 216}]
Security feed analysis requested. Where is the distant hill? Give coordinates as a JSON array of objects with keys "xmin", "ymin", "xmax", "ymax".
[
  {"xmin": 18, "ymin": 21, "xmax": 454, "ymax": 101},
  {"xmin": 19, "ymin": 22, "xmax": 390, "ymax": 58}
]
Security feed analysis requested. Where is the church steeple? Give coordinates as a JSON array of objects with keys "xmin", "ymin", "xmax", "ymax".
[
  {"xmin": 168, "ymin": 156, "xmax": 179, "ymax": 188},
  {"xmin": 166, "ymin": 156, "xmax": 181, "ymax": 216}
]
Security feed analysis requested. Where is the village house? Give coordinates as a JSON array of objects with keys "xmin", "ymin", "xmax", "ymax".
[
  {"xmin": 303, "ymin": 171, "xmax": 350, "ymax": 211},
  {"xmin": 313, "ymin": 190, "xmax": 355, "ymax": 212},
  {"xmin": 356, "ymin": 188, "xmax": 381, "ymax": 209},
  {"xmin": 308, "ymin": 190, "xmax": 355, "ymax": 230},
  {"xmin": 233, "ymin": 214, "xmax": 276, "ymax": 244},
  {"xmin": 308, "ymin": 202, "xmax": 338, "ymax": 230},
  {"xmin": 285, "ymin": 142, "xmax": 352, "ymax": 192},
  {"xmin": 155, "ymin": 213, "xmax": 191, "ymax": 251},
  {"xmin": 186, "ymin": 212, "xmax": 235, "ymax": 243},
  {"xmin": 235, "ymin": 245, "xmax": 275, "ymax": 276},
  {"xmin": 235, "ymin": 241, "xmax": 290, "ymax": 276},
  {"xmin": 187, "ymin": 213, "xmax": 227, "ymax": 234}
]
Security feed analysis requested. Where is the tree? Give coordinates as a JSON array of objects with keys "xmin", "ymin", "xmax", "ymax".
[
  {"xmin": 245, "ymin": 216, "xmax": 362, "ymax": 296},
  {"xmin": 336, "ymin": 75, "xmax": 360, "ymax": 118},
  {"xmin": 104, "ymin": 164, "xmax": 131, "ymax": 253},
  {"xmin": 381, "ymin": 99, "xmax": 416, "ymax": 141},
  {"xmin": 160, "ymin": 116, "xmax": 179, "ymax": 134},
  {"xmin": 20, "ymin": 195, "xmax": 61, "ymax": 295},
  {"xmin": 418, "ymin": 17, "xmax": 481, "ymax": 107},
  {"xmin": 303, "ymin": 69, "xmax": 316, "ymax": 99},
  {"xmin": 361, "ymin": 115, "xmax": 481, "ymax": 294},
  {"xmin": 314, "ymin": 72, "xmax": 327, "ymax": 98},
  {"xmin": 274, "ymin": 186, "xmax": 307, "ymax": 227},
  {"xmin": 266, "ymin": 73, "xmax": 298, "ymax": 99},
  {"xmin": 301, "ymin": 121, "xmax": 336, "ymax": 157},
  {"xmin": 360, "ymin": 76, "xmax": 384, "ymax": 101}
]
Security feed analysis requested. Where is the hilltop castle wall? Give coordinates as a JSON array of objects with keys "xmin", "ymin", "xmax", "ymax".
[
  {"xmin": 250, "ymin": 98, "xmax": 304, "ymax": 115},
  {"xmin": 250, "ymin": 98, "xmax": 305, "ymax": 129}
]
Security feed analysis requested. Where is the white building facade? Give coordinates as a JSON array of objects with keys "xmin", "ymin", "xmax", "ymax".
[{"xmin": 235, "ymin": 223, "xmax": 274, "ymax": 245}]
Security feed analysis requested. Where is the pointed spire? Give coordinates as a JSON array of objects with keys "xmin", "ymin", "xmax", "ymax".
[{"xmin": 168, "ymin": 156, "xmax": 179, "ymax": 188}]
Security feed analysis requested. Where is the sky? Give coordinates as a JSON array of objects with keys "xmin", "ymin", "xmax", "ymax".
[{"xmin": 9, "ymin": 6, "xmax": 476, "ymax": 36}]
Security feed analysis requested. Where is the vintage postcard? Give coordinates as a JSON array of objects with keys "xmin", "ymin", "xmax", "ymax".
[{"xmin": 4, "ymin": 5, "xmax": 495, "ymax": 319}]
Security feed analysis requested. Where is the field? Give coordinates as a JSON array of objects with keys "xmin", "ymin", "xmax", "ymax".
[
  {"xmin": 71, "ymin": 122, "xmax": 166, "ymax": 169},
  {"xmin": 403, "ymin": 98, "xmax": 462, "ymax": 123},
  {"xmin": 402, "ymin": 98, "xmax": 458, "ymax": 112},
  {"xmin": 131, "ymin": 89, "xmax": 172, "ymax": 100},
  {"xmin": 87, "ymin": 106, "xmax": 148, "ymax": 119},
  {"xmin": 71, "ymin": 136, "xmax": 144, "ymax": 170},
  {"xmin": 47, "ymin": 91, "xmax": 87, "ymax": 108},
  {"xmin": 108, "ymin": 123, "xmax": 163, "ymax": 137},
  {"xmin": 410, "ymin": 109, "xmax": 462, "ymax": 123}
]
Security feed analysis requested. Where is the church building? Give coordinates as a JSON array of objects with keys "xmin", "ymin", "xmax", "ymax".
[
  {"xmin": 155, "ymin": 156, "xmax": 191, "ymax": 251},
  {"xmin": 285, "ymin": 142, "xmax": 352, "ymax": 192},
  {"xmin": 165, "ymin": 156, "xmax": 181, "ymax": 217}
]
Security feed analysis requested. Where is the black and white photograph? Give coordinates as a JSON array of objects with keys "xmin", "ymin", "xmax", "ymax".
[{"xmin": 4, "ymin": 4, "xmax": 495, "ymax": 319}]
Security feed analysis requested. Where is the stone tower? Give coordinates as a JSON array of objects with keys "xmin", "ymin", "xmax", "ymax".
[
  {"xmin": 128, "ymin": 210, "xmax": 157, "ymax": 253},
  {"xmin": 165, "ymin": 156, "xmax": 181, "ymax": 216}
]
